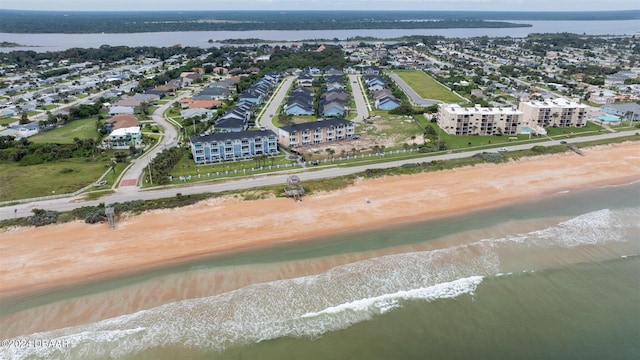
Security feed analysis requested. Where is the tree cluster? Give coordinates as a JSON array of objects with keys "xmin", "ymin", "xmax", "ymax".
[
  {"xmin": 0, "ymin": 137, "xmax": 99, "ymax": 164},
  {"xmin": 148, "ymin": 147, "xmax": 185, "ymax": 185}
]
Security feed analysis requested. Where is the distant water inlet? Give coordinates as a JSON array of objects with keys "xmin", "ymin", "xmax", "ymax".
[
  {"xmin": 1, "ymin": 203, "xmax": 638, "ymax": 360},
  {"xmin": 0, "ymin": 20, "xmax": 638, "ymax": 52}
]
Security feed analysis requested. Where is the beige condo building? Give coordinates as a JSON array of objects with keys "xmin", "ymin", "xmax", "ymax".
[
  {"xmin": 437, "ymin": 104, "xmax": 523, "ymax": 136},
  {"xmin": 518, "ymin": 98, "xmax": 588, "ymax": 129}
]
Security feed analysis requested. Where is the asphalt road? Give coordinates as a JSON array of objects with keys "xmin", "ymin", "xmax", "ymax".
[
  {"xmin": 388, "ymin": 72, "xmax": 440, "ymax": 107},
  {"xmin": 2, "ymin": 130, "xmax": 636, "ymax": 221},
  {"xmin": 116, "ymin": 94, "xmax": 186, "ymax": 191},
  {"xmin": 348, "ymin": 74, "xmax": 370, "ymax": 122},
  {"xmin": 258, "ymin": 76, "xmax": 295, "ymax": 132}
]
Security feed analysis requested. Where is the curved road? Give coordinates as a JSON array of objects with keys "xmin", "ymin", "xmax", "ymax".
[
  {"xmin": 117, "ymin": 93, "xmax": 189, "ymax": 192},
  {"xmin": 1, "ymin": 131, "xmax": 636, "ymax": 220},
  {"xmin": 258, "ymin": 76, "xmax": 295, "ymax": 132}
]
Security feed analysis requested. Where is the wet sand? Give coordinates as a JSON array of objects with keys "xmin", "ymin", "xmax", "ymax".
[{"xmin": 1, "ymin": 142, "xmax": 639, "ymax": 302}]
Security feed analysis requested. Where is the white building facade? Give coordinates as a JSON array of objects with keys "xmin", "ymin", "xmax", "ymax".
[
  {"xmin": 437, "ymin": 104, "xmax": 523, "ymax": 136},
  {"xmin": 518, "ymin": 98, "xmax": 588, "ymax": 129}
]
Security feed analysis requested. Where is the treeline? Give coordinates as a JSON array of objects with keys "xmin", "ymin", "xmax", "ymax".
[
  {"xmin": 523, "ymin": 33, "xmax": 612, "ymax": 54},
  {"xmin": 1, "ymin": 45, "xmax": 206, "ymax": 70},
  {"xmin": 148, "ymin": 147, "xmax": 185, "ymax": 185},
  {"xmin": 0, "ymin": 137, "xmax": 99, "ymax": 164},
  {"xmin": 259, "ymin": 45, "xmax": 347, "ymax": 73},
  {"xmin": 0, "ymin": 10, "xmax": 537, "ymax": 34}
]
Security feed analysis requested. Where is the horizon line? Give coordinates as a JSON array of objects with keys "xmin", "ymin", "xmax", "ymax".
[{"xmin": 1, "ymin": 9, "xmax": 639, "ymax": 13}]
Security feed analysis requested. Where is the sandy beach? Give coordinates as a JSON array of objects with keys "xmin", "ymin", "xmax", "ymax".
[{"xmin": 1, "ymin": 142, "xmax": 639, "ymax": 301}]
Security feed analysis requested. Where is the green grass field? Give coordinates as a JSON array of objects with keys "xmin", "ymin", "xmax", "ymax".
[
  {"xmin": 0, "ymin": 117, "xmax": 16, "ymax": 126},
  {"xmin": 30, "ymin": 118, "xmax": 99, "ymax": 144},
  {"xmin": 390, "ymin": 70, "xmax": 464, "ymax": 103},
  {"xmin": 0, "ymin": 158, "xmax": 119, "ymax": 202}
]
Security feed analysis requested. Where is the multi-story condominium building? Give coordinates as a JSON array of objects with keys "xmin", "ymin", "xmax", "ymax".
[
  {"xmin": 190, "ymin": 130, "xmax": 278, "ymax": 164},
  {"xmin": 518, "ymin": 98, "xmax": 588, "ymax": 128},
  {"xmin": 437, "ymin": 104, "xmax": 523, "ymax": 136},
  {"xmin": 278, "ymin": 118, "xmax": 355, "ymax": 148}
]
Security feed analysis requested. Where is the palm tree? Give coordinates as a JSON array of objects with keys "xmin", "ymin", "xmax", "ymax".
[{"xmin": 625, "ymin": 111, "xmax": 634, "ymax": 126}]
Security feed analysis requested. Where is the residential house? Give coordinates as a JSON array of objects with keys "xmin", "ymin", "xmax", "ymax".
[
  {"xmin": 238, "ymin": 89, "xmax": 264, "ymax": 105},
  {"xmin": 285, "ymin": 87, "xmax": 315, "ymax": 116},
  {"xmin": 343, "ymin": 66, "xmax": 360, "ymax": 75},
  {"xmin": 0, "ymin": 108, "xmax": 15, "ymax": 118},
  {"xmin": 306, "ymin": 67, "xmax": 322, "ymax": 76},
  {"xmin": 107, "ymin": 114, "xmax": 140, "ymax": 130},
  {"xmin": 104, "ymin": 126, "xmax": 142, "ymax": 147},
  {"xmin": 190, "ymin": 129, "xmax": 278, "ymax": 163},
  {"xmin": 601, "ymin": 103, "xmax": 640, "ymax": 121},
  {"xmin": 325, "ymin": 66, "xmax": 343, "ymax": 76},
  {"xmin": 189, "ymin": 100, "xmax": 222, "ymax": 109},
  {"xmin": 215, "ymin": 117, "xmax": 247, "ymax": 133},
  {"xmin": 362, "ymin": 66, "xmax": 381, "ymax": 76},
  {"xmin": 589, "ymin": 89, "xmax": 616, "ymax": 105},
  {"xmin": 192, "ymin": 85, "xmax": 232, "ymax": 101},
  {"xmin": 133, "ymin": 93, "xmax": 160, "ymax": 102},
  {"xmin": 605, "ymin": 71, "xmax": 636, "ymax": 86},
  {"xmin": 113, "ymin": 95, "xmax": 145, "ymax": 108},
  {"xmin": 7, "ymin": 121, "xmax": 41, "ymax": 139},
  {"xmin": 322, "ymin": 90, "xmax": 348, "ymax": 104},
  {"xmin": 375, "ymin": 96, "xmax": 402, "ymax": 111},
  {"xmin": 321, "ymin": 102, "xmax": 346, "ymax": 117},
  {"xmin": 109, "ymin": 106, "xmax": 135, "ymax": 115},
  {"xmin": 297, "ymin": 73, "xmax": 315, "ymax": 87},
  {"xmin": 285, "ymin": 102, "xmax": 314, "ymax": 116},
  {"xmin": 278, "ymin": 118, "xmax": 355, "ymax": 148},
  {"xmin": 180, "ymin": 71, "xmax": 202, "ymax": 87},
  {"xmin": 181, "ymin": 108, "xmax": 214, "ymax": 120}
]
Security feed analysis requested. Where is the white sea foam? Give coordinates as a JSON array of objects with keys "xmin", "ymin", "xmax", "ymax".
[
  {"xmin": 3, "ymin": 207, "xmax": 637, "ymax": 359},
  {"xmin": 487, "ymin": 208, "xmax": 639, "ymax": 248},
  {"xmin": 301, "ymin": 276, "xmax": 483, "ymax": 319}
]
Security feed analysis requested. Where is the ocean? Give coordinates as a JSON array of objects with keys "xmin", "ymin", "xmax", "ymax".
[{"xmin": 0, "ymin": 181, "xmax": 639, "ymax": 359}]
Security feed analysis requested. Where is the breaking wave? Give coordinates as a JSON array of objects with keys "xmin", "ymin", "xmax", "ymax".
[{"xmin": 2, "ymin": 207, "xmax": 637, "ymax": 359}]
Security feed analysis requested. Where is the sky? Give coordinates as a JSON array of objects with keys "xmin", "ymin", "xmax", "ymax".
[{"xmin": 0, "ymin": 0, "xmax": 638, "ymax": 12}]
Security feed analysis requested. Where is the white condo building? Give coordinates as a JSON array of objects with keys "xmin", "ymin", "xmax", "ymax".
[
  {"xmin": 437, "ymin": 104, "xmax": 523, "ymax": 136},
  {"xmin": 518, "ymin": 98, "xmax": 588, "ymax": 129}
]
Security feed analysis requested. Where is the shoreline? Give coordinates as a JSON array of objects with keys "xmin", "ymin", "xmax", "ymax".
[{"xmin": 1, "ymin": 142, "xmax": 639, "ymax": 302}]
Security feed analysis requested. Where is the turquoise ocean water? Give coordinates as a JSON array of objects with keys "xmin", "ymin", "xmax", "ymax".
[{"xmin": 1, "ymin": 182, "xmax": 639, "ymax": 359}]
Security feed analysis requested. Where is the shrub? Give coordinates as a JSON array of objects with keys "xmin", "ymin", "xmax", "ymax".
[
  {"xmin": 84, "ymin": 208, "xmax": 106, "ymax": 224},
  {"xmin": 28, "ymin": 208, "xmax": 60, "ymax": 227},
  {"xmin": 474, "ymin": 152, "xmax": 505, "ymax": 163}
]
